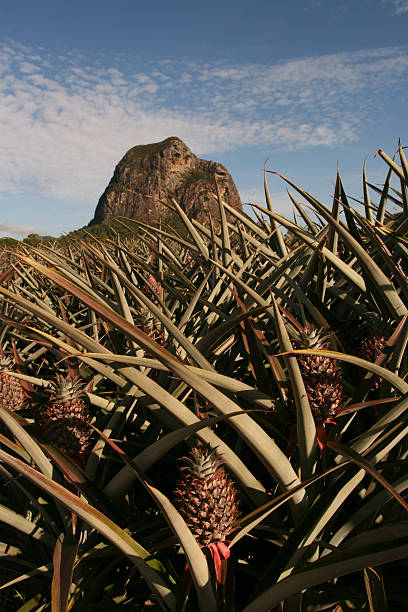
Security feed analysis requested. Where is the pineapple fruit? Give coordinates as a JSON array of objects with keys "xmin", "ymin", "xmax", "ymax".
[
  {"xmin": 359, "ymin": 333, "xmax": 388, "ymax": 364},
  {"xmin": 174, "ymin": 442, "xmax": 239, "ymax": 546},
  {"xmin": 357, "ymin": 316, "xmax": 391, "ymax": 364},
  {"xmin": 35, "ymin": 375, "xmax": 92, "ymax": 459},
  {"xmin": 357, "ymin": 318, "xmax": 392, "ymax": 394},
  {"xmin": 292, "ymin": 325, "xmax": 342, "ymax": 423},
  {"xmin": 358, "ymin": 332, "xmax": 387, "ymax": 394},
  {"xmin": 0, "ymin": 354, "xmax": 27, "ymax": 412},
  {"xmin": 141, "ymin": 273, "xmax": 162, "ymax": 300}
]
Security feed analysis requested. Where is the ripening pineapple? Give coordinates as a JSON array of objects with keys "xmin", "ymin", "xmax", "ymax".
[
  {"xmin": 357, "ymin": 314, "xmax": 392, "ymax": 362},
  {"xmin": 141, "ymin": 273, "xmax": 162, "ymax": 299},
  {"xmin": 292, "ymin": 325, "xmax": 342, "ymax": 423},
  {"xmin": 174, "ymin": 442, "xmax": 239, "ymax": 549},
  {"xmin": 0, "ymin": 354, "xmax": 27, "ymax": 412},
  {"xmin": 35, "ymin": 375, "xmax": 92, "ymax": 458},
  {"xmin": 358, "ymin": 326, "xmax": 390, "ymax": 394},
  {"xmin": 358, "ymin": 333, "xmax": 388, "ymax": 364}
]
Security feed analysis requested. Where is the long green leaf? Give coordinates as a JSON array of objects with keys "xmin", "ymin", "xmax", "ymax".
[
  {"xmin": 253, "ymin": 204, "xmax": 367, "ymax": 293},
  {"xmin": 0, "ymin": 504, "xmax": 55, "ymax": 548},
  {"xmin": 230, "ymin": 461, "xmax": 349, "ymax": 548},
  {"xmin": 51, "ymin": 535, "xmax": 78, "ymax": 612},
  {"xmin": 6, "ymin": 318, "xmax": 266, "ymax": 506},
  {"xmin": 11, "ymin": 257, "xmax": 305, "ymax": 512},
  {"xmin": 243, "ymin": 530, "xmax": 408, "ymax": 612},
  {"xmin": 376, "ymin": 148, "xmax": 405, "ymax": 182},
  {"xmin": 213, "ymin": 176, "xmax": 232, "ymax": 268},
  {"xmin": 0, "ymin": 448, "xmax": 176, "ymax": 611},
  {"xmin": 0, "ymin": 561, "xmax": 51, "ymax": 592},
  {"xmin": 168, "ymin": 197, "xmax": 210, "ymax": 259},
  {"xmin": 264, "ymin": 168, "xmax": 288, "ymax": 257},
  {"xmin": 327, "ymin": 440, "xmax": 408, "ymax": 511},
  {"xmin": 328, "ymin": 472, "xmax": 408, "ymax": 550},
  {"xmin": 92, "ymin": 426, "xmax": 217, "ymax": 612},
  {"xmin": 269, "ymin": 171, "xmax": 407, "ymax": 319},
  {"xmin": 284, "ymin": 349, "xmax": 408, "ymax": 393},
  {"xmin": 363, "ymin": 161, "xmax": 374, "ymax": 223},
  {"xmin": 0, "ymin": 406, "xmax": 52, "ymax": 478},
  {"xmin": 364, "ymin": 567, "xmax": 388, "ymax": 612},
  {"xmin": 271, "ymin": 298, "xmax": 316, "ymax": 482}
]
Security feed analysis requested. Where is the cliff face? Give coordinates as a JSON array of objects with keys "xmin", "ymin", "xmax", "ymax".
[{"xmin": 89, "ymin": 137, "xmax": 241, "ymax": 227}]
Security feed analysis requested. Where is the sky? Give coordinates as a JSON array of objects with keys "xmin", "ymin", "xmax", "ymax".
[{"xmin": 1, "ymin": 0, "xmax": 408, "ymax": 239}]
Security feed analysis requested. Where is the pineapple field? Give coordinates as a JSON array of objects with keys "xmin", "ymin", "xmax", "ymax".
[{"xmin": 1, "ymin": 143, "xmax": 408, "ymax": 610}]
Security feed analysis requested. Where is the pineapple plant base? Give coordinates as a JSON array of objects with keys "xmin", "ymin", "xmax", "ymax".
[
  {"xmin": 174, "ymin": 442, "xmax": 239, "ymax": 584},
  {"xmin": 0, "ymin": 354, "xmax": 27, "ymax": 412},
  {"xmin": 35, "ymin": 375, "xmax": 92, "ymax": 459}
]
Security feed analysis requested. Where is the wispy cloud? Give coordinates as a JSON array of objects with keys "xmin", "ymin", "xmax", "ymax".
[
  {"xmin": 0, "ymin": 41, "xmax": 408, "ymax": 206},
  {"xmin": 0, "ymin": 222, "xmax": 38, "ymax": 238},
  {"xmin": 383, "ymin": 0, "xmax": 408, "ymax": 14}
]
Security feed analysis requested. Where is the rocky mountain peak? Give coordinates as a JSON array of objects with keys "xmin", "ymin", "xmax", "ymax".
[{"xmin": 89, "ymin": 137, "xmax": 241, "ymax": 227}]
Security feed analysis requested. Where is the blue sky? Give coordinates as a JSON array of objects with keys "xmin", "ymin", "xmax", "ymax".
[{"xmin": 1, "ymin": 0, "xmax": 408, "ymax": 239}]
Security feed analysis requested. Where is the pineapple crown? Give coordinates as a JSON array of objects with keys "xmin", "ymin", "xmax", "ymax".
[
  {"xmin": 361, "ymin": 314, "xmax": 395, "ymax": 339},
  {"xmin": 293, "ymin": 325, "xmax": 332, "ymax": 350},
  {"xmin": 49, "ymin": 374, "xmax": 89, "ymax": 404},
  {"xmin": 136, "ymin": 307, "xmax": 155, "ymax": 327},
  {"xmin": 0, "ymin": 354, "xmax": 13, "ymax": 373},
  {"xmin": 180, "ymin": 442, "xmax": 223, "ymax": 479},
  {"xmin": 0, "ymin": 345, "xmax": 17, "ymax": 373}
]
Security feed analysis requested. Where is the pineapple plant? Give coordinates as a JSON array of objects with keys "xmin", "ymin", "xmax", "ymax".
[
  {"xmin": 291, "ymin": 325, "xmax": 342, "ymax": 424},
  {"xmin": 2, "ymin": 140, "xmax": 408, "ymax": 610},
  {"xmin": 35, "ymin": 374, "xmax": 92, "ymax": 459},
  {"xmin": 0, "ymin": 353, "xmax": 27, "ymax": 412},
  {"xmin": 174, "ymin": 442, "xmax": 239, "ymax": 583}
]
